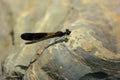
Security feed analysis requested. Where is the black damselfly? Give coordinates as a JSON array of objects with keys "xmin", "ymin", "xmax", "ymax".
[{"xmin": 21, "ymin": 29, "xmax": 71, "ymax": 44}]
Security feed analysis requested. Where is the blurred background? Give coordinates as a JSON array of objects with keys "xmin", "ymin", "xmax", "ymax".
[{"xmin": 0, "ymin": 0, "xmax": 120, "ymax": 80}]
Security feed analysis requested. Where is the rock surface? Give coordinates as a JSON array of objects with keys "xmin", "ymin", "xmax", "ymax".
[{"xmin": 0, "ymin": 0, "xmax": 120, "ymax": 80}]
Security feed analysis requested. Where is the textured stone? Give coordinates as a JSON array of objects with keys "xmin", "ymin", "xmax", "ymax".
[{"xmin": 0, "ymin": 0, "xmax": 120, "ymax": 80}]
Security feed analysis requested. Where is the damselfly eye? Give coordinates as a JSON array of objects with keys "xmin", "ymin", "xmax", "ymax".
[{"xmin": 66, "ymin": 29, "xmax": 71, "ymax": 35}]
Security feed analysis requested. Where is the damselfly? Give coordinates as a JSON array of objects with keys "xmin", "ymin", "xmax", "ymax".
[{"xmin": 21, "ymin": 29, "xmax": 71, "ymax": 44}]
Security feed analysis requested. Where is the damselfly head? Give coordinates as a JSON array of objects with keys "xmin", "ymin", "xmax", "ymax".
[{"xmin": 65, "ymin": 29, "xmax": 71, "ymax": 35}]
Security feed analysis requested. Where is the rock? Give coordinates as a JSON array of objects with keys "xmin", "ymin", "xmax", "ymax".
[{"xmin": 0, "ymin": 0, "xmax": 120, "ymax": 80}]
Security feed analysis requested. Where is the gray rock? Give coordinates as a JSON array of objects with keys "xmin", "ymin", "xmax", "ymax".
[{"xmin": 0, "ymin": 0, "xmax": 120, "ymax": 80}]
